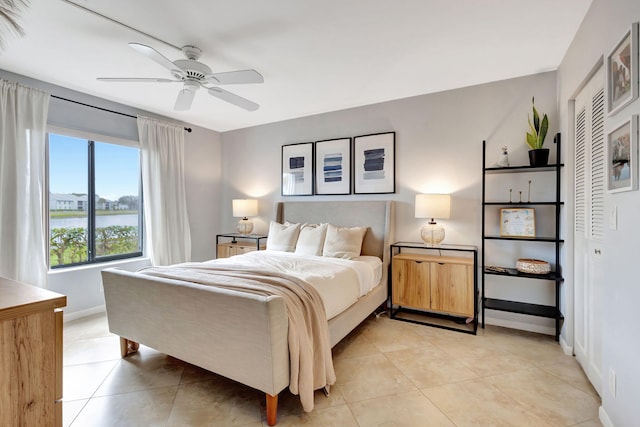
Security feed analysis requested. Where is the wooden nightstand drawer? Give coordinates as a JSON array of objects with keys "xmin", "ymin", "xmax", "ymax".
[
  {"xmin": 217, "ymin": 242, "xmax": 266, "ymax": 258},
  {"xmin": 215, "ymin": 233, "xmax": 268, "ymax": 259}
]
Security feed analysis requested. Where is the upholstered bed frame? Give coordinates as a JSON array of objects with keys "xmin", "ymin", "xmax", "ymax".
[{"xmin": 101, "ymin": 200, "xmax": 394, "ymax": 425}]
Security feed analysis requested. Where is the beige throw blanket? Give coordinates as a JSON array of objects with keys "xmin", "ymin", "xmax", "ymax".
[{"xmin": 139, "ymin": 263, "xmax": 336, "ymax": 412}]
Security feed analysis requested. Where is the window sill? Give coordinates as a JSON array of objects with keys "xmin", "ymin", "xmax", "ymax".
[{"xmin": 48, "ymin": 256, "xmax": 151, "ymax": 275}]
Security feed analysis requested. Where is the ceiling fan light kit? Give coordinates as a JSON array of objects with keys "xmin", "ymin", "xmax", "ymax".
[{"xmin": 97, "ymin": 42, "xmax": 263, "ymax": 112}]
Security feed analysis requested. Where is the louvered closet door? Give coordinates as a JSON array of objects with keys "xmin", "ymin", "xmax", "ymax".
[{"xmin": 574, "ymin": 66, "xmax": 604, "ymax": 396}]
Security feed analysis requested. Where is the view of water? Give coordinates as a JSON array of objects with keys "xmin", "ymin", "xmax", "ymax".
[{"xmin": 50, "ymin": 214, "xmax": 139, "ymax": 229}]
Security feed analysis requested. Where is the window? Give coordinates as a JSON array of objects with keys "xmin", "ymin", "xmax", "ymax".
[{"xmin": 48, "ymin": 132, "xmax": 143, "ymax": 268}]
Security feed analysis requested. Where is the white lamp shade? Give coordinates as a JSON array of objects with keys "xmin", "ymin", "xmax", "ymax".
[
  {"xmin": 415, "ymin": 194, "xmax": 451, "ymax": 219},
  {"xmin": 232, "ymin": 199, "xmax": 258, "ymax": 218}
]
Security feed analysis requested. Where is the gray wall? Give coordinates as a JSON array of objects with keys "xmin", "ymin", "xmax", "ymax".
[
  {"xmin": 0, "ymin": 70, "xmax": 223, "ymax": 314},
  {"xmin": 558, "ymin": 0, "xmax": 640, "ymax": 425},
  {"xmin": 221, "ymin": 71, "xmax": 561, "ymax": 335}
]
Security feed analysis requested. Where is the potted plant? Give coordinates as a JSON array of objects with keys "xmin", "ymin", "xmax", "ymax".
[{"xmin": 526, "ymin": 97, "xmax": 549, "ymax": 166}]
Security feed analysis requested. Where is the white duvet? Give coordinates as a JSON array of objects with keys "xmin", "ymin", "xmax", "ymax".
[{"xmin": 204, "ymin": 251, "xmax": 382, "ymax": 320}]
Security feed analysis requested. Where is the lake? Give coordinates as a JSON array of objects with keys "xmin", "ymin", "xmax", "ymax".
[{"xmin": 50, "ymin": 214, "xmax": 140, "ymax": 229}]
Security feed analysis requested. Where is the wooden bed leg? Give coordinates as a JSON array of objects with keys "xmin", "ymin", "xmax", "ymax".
[
  {"xmin": 119, "ymin": 337, "xmax": 139, "ymax": 358},
  {"xmin": 119, "ymin": 337, "xmax": 128, "ymax": 357},
  {"xmin": 266, "ymin": 393, "xmax": 278, "ymax": 426}
]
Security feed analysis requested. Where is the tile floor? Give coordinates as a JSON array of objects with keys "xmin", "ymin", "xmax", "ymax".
[{"xmin": 63, "ymin": 313, "xmax": 603, "ymax": 426}]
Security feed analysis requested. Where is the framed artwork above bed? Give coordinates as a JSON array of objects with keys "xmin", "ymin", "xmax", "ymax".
[
  {"xmin": 314, "ymin": 137, "xmax": 351, "ymax": 195},
  {"xmin": 353, "ymin": 132, "xmax": 396, "ymax": 194},
  {"xmin": 282, "ymin": 142, "xmax": 314, "ymax": 196}
]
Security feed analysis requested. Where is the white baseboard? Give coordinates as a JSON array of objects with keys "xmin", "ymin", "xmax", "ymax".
[
  {"xmin": 484, "ymin": 316, "xmax": 555, "ymax": 336},
  {"xmin": 64, "ymin": 305, "xmax": 106, "ymax": 322},
  {"xmin": 599, "ymin": 406, "xmax": 614, "ymax": 427},
  {"xmin": 559, "ymin": 335, "xmax": 573, "ymax": 356}
]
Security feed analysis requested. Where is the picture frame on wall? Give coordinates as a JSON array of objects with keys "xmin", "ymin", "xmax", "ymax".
[
  {"xmin": 281, "ymin": 142, "xmax": 314, "ymax": 196},
  {"xmin": 314, "ymin": 137, "xmax": 351, "ymax": 195},
  {"xmin": 500, "ymin": 208, "xmax": 536, "ymax": 238},
  {"xmin": 353, "ymin": 132, "xmax": 396, "ymax": 194},
  {"xmin": 606, "ymin": 115, "xmax": 638, "ymax": 193},
  {"xmin": 606, "ymin": 22, "xmax": 638, "ymax": 116}
]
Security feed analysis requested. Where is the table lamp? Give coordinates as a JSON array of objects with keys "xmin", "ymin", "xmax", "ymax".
[
  {"xmin": 415, "ymin": 194, "xmax": 451, "ymax": 246},
  {"xmin": 232, "ymin": 199, "xmax": 258, "ymax": 234}
]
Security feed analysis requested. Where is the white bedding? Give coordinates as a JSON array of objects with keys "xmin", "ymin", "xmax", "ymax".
[{"xmin": 204, "ymin": 251, "xmax": 382, "ymax": 320}]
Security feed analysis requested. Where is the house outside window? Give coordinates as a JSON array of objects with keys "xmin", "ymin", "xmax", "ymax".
[{"xmin": 48, "ymin": 130, "xmax": 143, "ymax": 268}]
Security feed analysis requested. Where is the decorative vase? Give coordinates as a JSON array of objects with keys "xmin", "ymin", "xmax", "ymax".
[{"xmin": 528, "ymin": 148, "xmax": 549, "ymax": 167}]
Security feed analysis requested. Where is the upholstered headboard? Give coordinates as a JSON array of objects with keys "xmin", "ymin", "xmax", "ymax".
[{"xmin": 275, "ymin": 201, "xmax": 395, "ymax": 263}]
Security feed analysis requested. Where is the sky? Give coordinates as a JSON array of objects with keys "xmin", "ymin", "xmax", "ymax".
[{"xmin": 48, "ymin": 133, "xmax": 140, "ymax": 201}]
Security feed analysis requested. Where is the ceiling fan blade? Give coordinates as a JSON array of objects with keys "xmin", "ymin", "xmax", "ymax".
[
  {"xmin": 129, "ymin": 42, "xmax": 182, "ymax": 73},
  {"xmin": 207, "ymin": 87, "xmax": 259, "ymax": 111},
  {"xmin": 97, "ymin": 77, "xmax": 178, "ymax": 83},
  {"xmin": 174, "ymin": 88, "xmax": 197, "ymax": 111},
  {"xmin": 205, "ymin": 69, "xmax": 264, "ymax": 85}
]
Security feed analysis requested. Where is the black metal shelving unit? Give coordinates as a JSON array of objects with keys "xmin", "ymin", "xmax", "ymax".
[{"xmin": 481, "ymin": 133, "xmax": 564, "ymax": 341}]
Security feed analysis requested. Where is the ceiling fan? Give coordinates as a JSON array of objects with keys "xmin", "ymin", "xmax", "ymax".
[{"xmin": 97, "ymin": 43, "xmax": 263, "ymax": 111}]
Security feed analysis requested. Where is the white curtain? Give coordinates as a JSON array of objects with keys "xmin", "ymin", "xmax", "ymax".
[
  {"xmin": 137, "ymin": 116, "xmax": 191, "ymax": 266},
  {"xmin": 0, "ymin": 79, "xmax": 50, "ymax": 286}
]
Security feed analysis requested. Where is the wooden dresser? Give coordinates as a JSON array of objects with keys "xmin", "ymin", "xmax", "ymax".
[
  {"xmin": 392, "ymin": 253, "xmax": 474, "ymax": 317},
  {"xmin": 0, "ymin": 276, "xmax": 67, "ymax": 427},
  {"xmin": 390, "ymin": 242, "xmax": 478, "ymax": 334}
]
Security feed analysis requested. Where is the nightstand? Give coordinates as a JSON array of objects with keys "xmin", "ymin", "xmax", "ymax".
[
  {"xmin": 390, "ymin": 242, "xmax": 478, "ymax": 334},
  {"xmin": 216, "ymin": 233, "xmax": 268, "ymax": 258}
]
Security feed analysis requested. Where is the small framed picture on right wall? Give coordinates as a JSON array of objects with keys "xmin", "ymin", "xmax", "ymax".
[
  {"xmin": 606, "ymin": 22, "xmax": 638, "ymax": 116},
  {"xmin": 606, "ymin": 115, "xmax": 638, "ymax": 193}
]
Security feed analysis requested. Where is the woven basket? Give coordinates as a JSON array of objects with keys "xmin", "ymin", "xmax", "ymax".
[{"xmin": 516, "ymin": 258, "xmax": 550, "ymax": 275}]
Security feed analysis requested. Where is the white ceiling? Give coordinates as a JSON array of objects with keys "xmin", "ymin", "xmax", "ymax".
[{"xmin": 0, "ymin": 0, "xmax": 593, "ymax": 132}]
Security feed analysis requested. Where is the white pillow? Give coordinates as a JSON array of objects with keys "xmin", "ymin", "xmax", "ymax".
[
  {"xmin": 266, "ymin": 221, "xmax": 301, "ymax": 252},
  {"xmin": 295, "ymin": 223, "xmax": 328, "ymax": 256},
  {"xmin": 322, "ymin": 224, "xmax": 367, "ymax": 259}
]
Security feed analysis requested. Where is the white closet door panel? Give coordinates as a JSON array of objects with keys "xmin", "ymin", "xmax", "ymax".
[
  {"xmin": 573, "ymin": 67, "xmax": 604, "ymax": 396},
  {"xmin": 574, "ymin": 101, "xmax": 588, "ymax": 369}
]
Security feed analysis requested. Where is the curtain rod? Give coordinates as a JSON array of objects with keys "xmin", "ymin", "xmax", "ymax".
[{"xmin": 50, "ymin": 95, "xmax": 193, "ymax": 133}]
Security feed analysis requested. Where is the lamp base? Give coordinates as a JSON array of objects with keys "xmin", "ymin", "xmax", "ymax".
[
  {"xmin": 421, "ymin": 223, "xmax": 445, "ymax": 246},
  {"xmin": 236, "ymin": 218, "xmax": 254, "ymax": 235}
]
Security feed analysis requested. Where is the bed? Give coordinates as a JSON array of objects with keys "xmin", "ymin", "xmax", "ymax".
[{"xmin": 101, "ymin": 200, "xmax": 394, "ymax": 425}]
